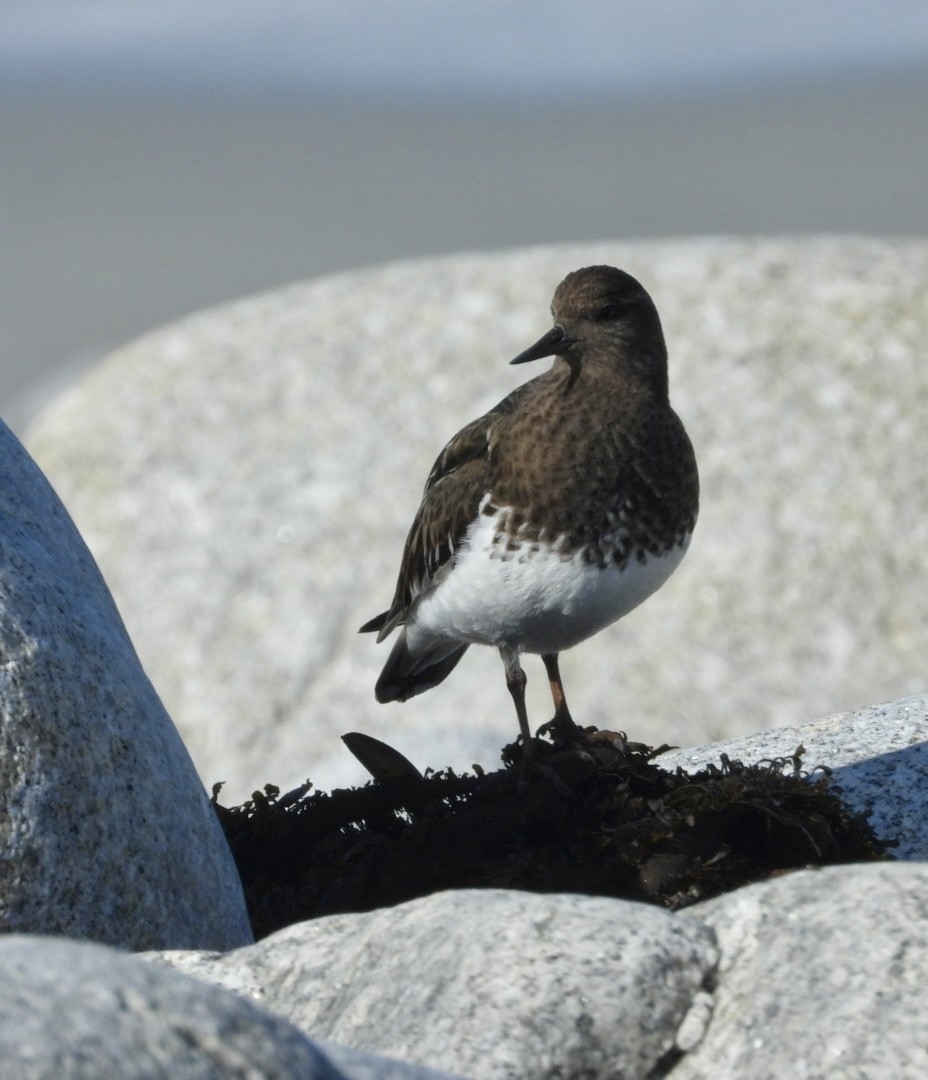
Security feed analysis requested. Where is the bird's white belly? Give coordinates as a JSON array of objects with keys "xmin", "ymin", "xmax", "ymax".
[{"xmin": 409, "ymin": 508, "xmax": 689, "ymax": 655}]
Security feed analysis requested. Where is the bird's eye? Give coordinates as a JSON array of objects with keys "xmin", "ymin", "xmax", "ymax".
[{"xmin": 593, "ymin": 303, "xmax": 623, "ymax": 322}]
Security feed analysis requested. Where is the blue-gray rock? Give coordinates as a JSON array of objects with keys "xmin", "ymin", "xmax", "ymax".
[
  {"xmin": 25, "ymin": 238, "xmax": 928, "ymax": 799},
  {"xmin": 0, "ymin": 420, "xmax": 251, "ymax": 950},
  {"xmin": 659, "ymin": 692, "xmax": 928, "ymax": 860},
  {"xmin": 0, "ymin": 935, "xmax": 458, "ymax": 1079}
]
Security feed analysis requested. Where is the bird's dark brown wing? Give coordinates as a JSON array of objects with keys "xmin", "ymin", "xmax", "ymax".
[{"xmin": 360, "ymin": 382, "xmax": 535, "ymax": 641}]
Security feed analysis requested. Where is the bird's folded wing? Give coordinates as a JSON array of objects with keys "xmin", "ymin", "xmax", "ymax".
[{"xmin": 368, "ymin": 383, "xmax": 534, "ymax": 640}]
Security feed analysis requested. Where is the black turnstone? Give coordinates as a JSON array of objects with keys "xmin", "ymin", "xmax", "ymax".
[{"xmin": 361, "ymin": 265, "xmax": 698, "ymax": 757}]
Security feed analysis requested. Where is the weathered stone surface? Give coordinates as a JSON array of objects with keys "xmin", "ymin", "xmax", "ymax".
[
  {"xmin": 0, "ymin": 420, "xmax": 251, "ymax": 949},
  {"xmin": 310, "ymin": 1044, "xmax": 464, "ymax": 1080},
  {"xmin": 669, "ymin": 862, "xmax": 928, "ymax": 1080},
  {"xmin": 26, "ymin": 239, "xmax": 928, "ymax": 799},
  {"xmin": 659, "ymin": 692, "xmax": 928, "ymax": 860},
  {"xmin": 148, "ymin": 888, "xmax": 719, "ymax": 1080},
  {"xmin": 0, "ymin": 935, "xmax": 456, "ymax": 1079},
  {"xmin": 152, "ymin": 862, "xmax": 928, "ymax": 1080}
]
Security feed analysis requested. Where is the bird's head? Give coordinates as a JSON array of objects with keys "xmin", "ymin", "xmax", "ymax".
[{"xmin": 510, "ymin": 265, "xmax": 668, "ymax": 399}]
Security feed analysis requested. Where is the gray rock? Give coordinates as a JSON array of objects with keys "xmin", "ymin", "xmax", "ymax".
[
  {"xmin": 659, "ymin": 692, "xmax": 928, "ymax": 860},
  {"xmin": 148, "ymin": 888, "xmax": 719, "ymax": 1080},
  {"xmin": 0, "ymin": 934, "xmax": 456, "ymax": 1079},
  {"xmin": 25, "ymin": 238, "xmax": 928, "ymax": 799},
  {"xmin": 0, "ymin": 419, "xmax": 251, "ymax": 950},
  {"xmin": 670, "ymin": 862, "xmax": 928, "ymax": 1080},
  {"xmin": 310, "ymin": 1044, "xmax": 464, "ymax": 1080}
]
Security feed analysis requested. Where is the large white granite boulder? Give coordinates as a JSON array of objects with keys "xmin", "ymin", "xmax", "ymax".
[
  {"xmin": 25, "ymin": 238, "xmax": 928, "ymax": 799},
  {"xmin": 0, "ymin": 420, "xmax": 251, "ymax": 949}
]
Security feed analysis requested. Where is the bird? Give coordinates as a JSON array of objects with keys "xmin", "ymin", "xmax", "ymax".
[{"xmin": 360, "ymin": 265, "xmax": 698, "ymax": 760}]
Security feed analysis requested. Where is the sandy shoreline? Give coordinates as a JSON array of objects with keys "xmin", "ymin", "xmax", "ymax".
[{"xmin": 3, "ymin": 70, "xmax": 927, "ymax": 431}]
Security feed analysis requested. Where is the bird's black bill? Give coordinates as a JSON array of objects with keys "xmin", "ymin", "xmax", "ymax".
[{"xmin": 510, "ymin": 324, "xmax": 575, "ymax": 365}]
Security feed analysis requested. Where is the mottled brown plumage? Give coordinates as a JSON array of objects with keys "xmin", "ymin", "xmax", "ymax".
[{"xmin": 361, "ymin": 266, "xmax": 698, "ymax": 757}]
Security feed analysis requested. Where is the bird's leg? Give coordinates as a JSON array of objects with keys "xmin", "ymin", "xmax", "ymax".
[
  {"xmin": 500, "ymin": 647, "xmax": 582, "ymax": 797},
  {"xmin": 499, "ymin": 643, "xmax": 534, "ymax": 763},
  {"xmin": 541, "ymin": 653, "xmax": 582, "ymax": 742}
]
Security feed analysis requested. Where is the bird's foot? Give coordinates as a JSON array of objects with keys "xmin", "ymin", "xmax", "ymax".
[{"xmin": 536, "ymin": 708, "xmax": 586, "ymax": 751}]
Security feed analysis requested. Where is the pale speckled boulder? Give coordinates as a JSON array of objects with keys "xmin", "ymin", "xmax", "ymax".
[
  {"xmin": 148, "ymin": 889, "xmax": 719, "ymax": 1080},
  {"xmin": 0, "ymin": 420, "xmax": 251, "ymax": 950},
  {"xmin": 670, "ymin": 862, "xmax": 928, "ymax": 1080},
  {"xmin": 25, "ymin": 238, "xmax": 928, "ymax": 800},
  {"xmin": 0, "ymin": 935, "xmax": 457, "ymax": 1080}
]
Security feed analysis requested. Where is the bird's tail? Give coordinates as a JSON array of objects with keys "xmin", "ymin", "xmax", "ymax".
[{"xmin": 373, "ymin": 627, "xmax": 469, "ymax": 703}]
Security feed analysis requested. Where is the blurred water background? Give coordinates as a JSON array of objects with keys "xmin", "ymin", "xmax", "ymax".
[{"xmin": 2, "ymin": 1, "xmax": 927, "ymax": 432}]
